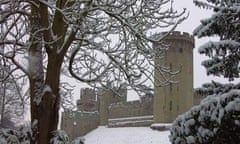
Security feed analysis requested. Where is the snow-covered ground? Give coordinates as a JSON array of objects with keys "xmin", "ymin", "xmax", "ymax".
[{"xmin": 84, "ymin": 126, "xmax": 170, "ymax": 144}]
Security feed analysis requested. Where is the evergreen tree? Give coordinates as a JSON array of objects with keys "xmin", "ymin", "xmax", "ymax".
[
  {"xmin": 170, "ymin": 1, "xmax": 240, "ymax": 143},
  {"xmin": 194, "ymin": 0, "xmax": 240, "ymax": 80}
]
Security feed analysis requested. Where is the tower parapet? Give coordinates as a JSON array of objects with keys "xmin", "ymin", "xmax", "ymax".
[{"xmin": 160, "ymin": 31, "xmax": 194, "ymax": 46}]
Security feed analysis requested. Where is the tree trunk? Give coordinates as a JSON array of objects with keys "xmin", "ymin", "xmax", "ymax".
[
  {"xmin": 39, "ymin": 55, "xmax": 62, "ymax": 144},
  {"xmin": 29, "ymin": 2, "xmax": 63, "ymax": 143},
  {"xmin": 29, "ymin": 52, "xmax": 62, "ymax": 144},
  {"xmin": 29, "ymin": 2, "xmax": 44, "ymax": 143}
]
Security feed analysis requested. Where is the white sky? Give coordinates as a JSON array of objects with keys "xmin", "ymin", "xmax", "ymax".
[{"xmin": 173, "ymin": 0, "xmax": 237, "ymax": 88}]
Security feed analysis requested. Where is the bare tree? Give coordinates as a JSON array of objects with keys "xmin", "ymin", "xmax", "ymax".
[
  {"xmin": 0, "ymin": 58, "xmax": 28, "ymax": 129},
  {"xmin": 0, "ymin": 14, "xmax": 28, "ymax": 129},
  {"xmin": 0, "ymin": 0, "xmax": 187, "ymax": 143}
]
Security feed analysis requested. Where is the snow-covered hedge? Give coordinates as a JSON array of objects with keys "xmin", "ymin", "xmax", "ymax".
[
  {"xmin": 0, "ymin": 127, "xmax": 30, "ymax": 144},
  {"xmin": 170, "ymin": 89, "xmax": 240, "ymax": 144},
  {"xmin": 0, "ymin": 128, "xmax": 84, "ymax": 144},
  {"xmin": 50, "ymin": 130, "xmax": 84, "ymax": 144}
]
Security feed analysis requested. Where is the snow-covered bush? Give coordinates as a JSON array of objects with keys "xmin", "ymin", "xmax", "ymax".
[
  {"xmin": 0, "ymin": 128, "xmax": 84, "ymax": 144},
  {"xmin": 0, "ymin": 127, "xmax": 31, "ymax": 144},
  {"xmin": 50, "ymin": 130, "xmax": 84, "ymax": 144},
  {"xmin": 170, "ymin": 87, "xmax": 240, "ymax": 144},
  {"xmin": 50, "ymin": 130, "xmax": 70, "ymax": 144}
]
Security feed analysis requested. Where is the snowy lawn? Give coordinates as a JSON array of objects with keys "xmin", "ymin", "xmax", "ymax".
[{"xmin": 84, "ymin": 126, "xmax": 170, "ymax": 144}]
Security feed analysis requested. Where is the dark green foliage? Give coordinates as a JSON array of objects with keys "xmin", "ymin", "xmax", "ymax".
[
  {"xmin": 170, "ymin": 87, "xmax": 240, "ymax": 144},
  {"xmin": 193, "ymin": 0, "xmax": 240, "ymax": 80}
]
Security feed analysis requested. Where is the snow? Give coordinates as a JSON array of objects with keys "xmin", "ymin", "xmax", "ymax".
[
  {"xmin": 198, "ymin": 40, "xmax": 240, "ymax": 55},
  {"xmin": 28, "ymin": 50, "xmax": 44, "ymax": 105},
  {"xmin": 151, "ymin": 123, "xmax": 172, "ymax": 127},
  {"xmin": 28, "ymin": 51, "xmax": 43, "ymax": 79},
  {"xmin": 32, "ymin": 119, "xmax": 38, "ymax": 129},
  {"xmin": 43, "ymin": 85, "xmax": 52, "ymax": 94},
  {"xmin": 84, "ymin": 126, "xmax": 170, "ymax": 144},
  {"xmin": 186, "ymin": 135, "xmax": 195, "ymax": 143}
]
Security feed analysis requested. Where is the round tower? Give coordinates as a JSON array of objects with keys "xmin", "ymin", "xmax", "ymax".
[{"xmin": 153, "ymin": 31, "xmax": 195, "ymax": 123}]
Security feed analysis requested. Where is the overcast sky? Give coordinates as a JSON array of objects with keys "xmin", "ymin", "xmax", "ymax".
[{"xmin": 173, "ymin": 0, "xmax": 236, "ymax": 88}]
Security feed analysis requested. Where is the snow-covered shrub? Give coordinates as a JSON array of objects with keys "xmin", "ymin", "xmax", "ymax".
[
  {"xmin": 50, "ymin": 130, "xmax": 85, "ymax": 144},
  {"xmin": 169, "ymin": 88, "xmax": 240, "ymax": 144},
  {"xmin": 0, "ymin": 129, "xmax": 19, "ymax": 144},
  {"xmin": 0, "ymin": 127, "xmax": 31, "ymax": 144},
  {"xmin": 0, "ymin": 127, "xmax": 84, "ymax": 144},
  {"xmin": 50, "ymin": 130, "xmax": 70, "ymax": 144}
]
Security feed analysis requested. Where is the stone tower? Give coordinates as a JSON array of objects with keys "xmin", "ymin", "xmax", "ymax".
[{"xmin": 153, "ymin": 31, "xmax": 194, "ymax": 123}]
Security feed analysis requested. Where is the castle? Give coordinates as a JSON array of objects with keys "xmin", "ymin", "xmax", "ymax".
[{"xmin": 61, "ymin": 31, "xmax": 201, "ymax": 140}]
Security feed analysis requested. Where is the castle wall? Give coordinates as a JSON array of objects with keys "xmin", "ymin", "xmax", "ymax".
[
  {"xmin": 77, "ymin": 88, "xmax": 98, "ymax": 111},
  {"xmin": 108, "ymin": 98, "xmax": 153, "ymax": 119},
  {"xmin": 99, "ymin": 86, "xmax": 127, "ymax": 125},
  {"xmin": 99, "ymin": 88, "xmax": 111, "ymax": 125},
  {"xmin": 61, "ymin": 111, "xmax": 100, "ymax": 140}
]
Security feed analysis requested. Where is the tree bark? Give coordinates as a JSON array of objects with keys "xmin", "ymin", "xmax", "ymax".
[
  {"xmin": 28, "ymin": 0, "xmax": 70, "ymax": 143},
  {"xmin": 29, "ymin": 1, "xmax": 63, "ymax": 143},
  {"xmin": 30, "ymin": 62, "xmax": 62, "ymax": 144},
  {"xmin": 29, "ymin": 47, "xmax": 63, "ymax": 144},
  {"xmin": 29, "ymin": 1, "xmax": 44, "ymax": 143}
]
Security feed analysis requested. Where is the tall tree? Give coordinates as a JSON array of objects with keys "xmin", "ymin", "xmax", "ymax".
[
  {"xmin": 170, "ymin": 1, "xmax": 240, "ymax": 143},
  {"xmin": 0, "ymin": 0, "xmax": 187, "ymax": 143}
]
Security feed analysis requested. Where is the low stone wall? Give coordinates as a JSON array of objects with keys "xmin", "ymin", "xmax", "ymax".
[
  {"xmin": 108, "ymin": 115, "xmax": 153, "ymax": 127},
  {"xmin": 61, "ymin": 111, "xmax": 100, "ymax": 140},
  {"xmin": 108, "ymin": 98, "xmax": 153, "ymax": 119}
]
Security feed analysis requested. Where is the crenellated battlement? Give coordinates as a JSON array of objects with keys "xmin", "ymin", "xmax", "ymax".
[
  {"xmin": 161, "ymin": 31, "xmax": 195, "ymax": 46},
  {"xmin": 152, "ymin": 31, "xmax": 195, "ymax": 49}
]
